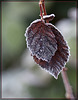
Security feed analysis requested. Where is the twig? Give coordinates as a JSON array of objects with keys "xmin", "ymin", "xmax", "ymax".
[
  {"xmin": 39, "ymin": 0, "xmax": 75, "ymax": 99},
  {"xmin": 39, "ymin": 0, "xmax": 43, "ymax": 19},
  {"xmin": 39, "ymin": 0, "xmax": 49, "ymax": 23},
  {"xmin": 61, "ymin": 68, "xmax": 75, "ymax": 99}
]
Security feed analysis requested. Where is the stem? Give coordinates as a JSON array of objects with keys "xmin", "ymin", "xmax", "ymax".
[
  {"xmin": 39, "ymin": 0, "xmax": 49, "ymax": 23},
  {"xmin": 41, "ymin": 0, "xmax": 47, "ymax": 15},
  {"xmin": 61, "ymin": 68, "xmax": 75, "ymax": 99},
  {"xmin": 39, "ymin": 0, "xmax": 43, "ymax": 19}
]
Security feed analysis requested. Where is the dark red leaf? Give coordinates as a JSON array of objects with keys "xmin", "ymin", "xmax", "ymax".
[
  {"xmin": 25, "ymin": 19, "xmax": 70, "ymax": 79},
  {"xmin": 25, "ymin": 19, "xmax": 57, "ymax": 62}
]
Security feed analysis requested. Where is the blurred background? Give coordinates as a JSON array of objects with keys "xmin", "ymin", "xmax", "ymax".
[{"xmin": 2, "ymin": 1, "xmax": 77, "ymax": 98}]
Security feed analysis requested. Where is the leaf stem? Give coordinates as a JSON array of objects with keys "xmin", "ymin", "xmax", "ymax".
[
  {"xmin": 39, "ymin": 0, "xmax": 49, "ymax": 23},
  {"xmin": 39, "ymin": 0, "xmax": 43, "ymax": 19}
]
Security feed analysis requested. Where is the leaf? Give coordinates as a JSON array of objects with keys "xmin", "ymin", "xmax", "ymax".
[
  {"xmin": 25, "ymin": 19, "xmax": 57, "ymax": 62},
  {"xmin": 25, "ymin": 19, "xmax": 70, "ymax": 79}
]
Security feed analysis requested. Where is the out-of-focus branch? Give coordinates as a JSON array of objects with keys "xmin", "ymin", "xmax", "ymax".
[{"xmin": 61, "ymin": 68, "xmax": 75, "ymax": 99}]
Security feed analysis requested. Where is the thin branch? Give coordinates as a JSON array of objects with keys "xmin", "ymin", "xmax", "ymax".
[
  {"xmin": 61, "ymin": 68, "xmax": 75, "ymax": 99},
  {"xmin": 39, "ymin": 0, "xmax": 49, "ymax": 23},
  {"xmin": 41, "ymin": 0, "xmax": 47, "ymax": 15},
  {"xmin": 39, "ymin": 0, "xmax": 43, "ymax": 19}
]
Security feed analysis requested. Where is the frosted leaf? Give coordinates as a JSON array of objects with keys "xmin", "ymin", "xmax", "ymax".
[
  {"xmin": 25, "ymin": 16, "xmax": 70, "ymax": 79},
  {"xmin": 25, "ymin": 19, "xmax": 57, "ymax": 62},
  {"xmin": 33, "ymin": 23, "xmax": 70, "ymax": 79},
  {"xmin": 43, "ymin": 14, "xmax": 55, "ymax": 21}
]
